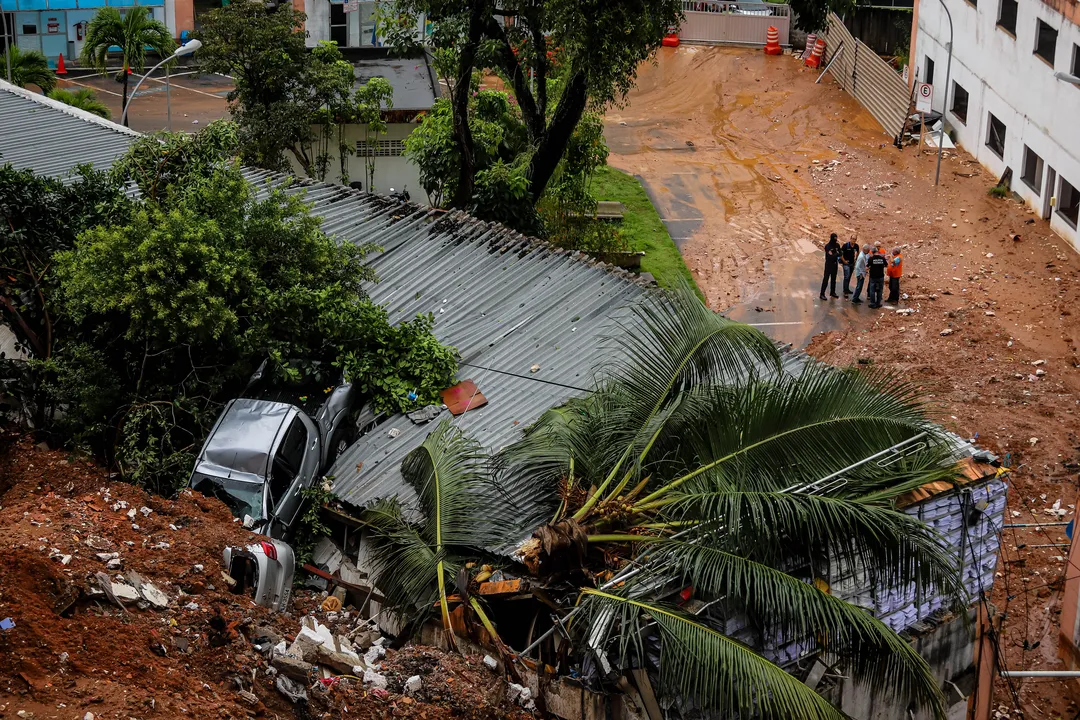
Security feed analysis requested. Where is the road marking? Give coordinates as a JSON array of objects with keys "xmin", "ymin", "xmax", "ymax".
[
  {"xmin": 144, "ymin": 76, "xmax": 229, "ymax": 100},
  {"xmin": 60, "ymin": 77, "xmax": 123, "ymax": 98},
  {"xmin": 746, "ymin": 321, "xmax": 807, "ymax": 326}
]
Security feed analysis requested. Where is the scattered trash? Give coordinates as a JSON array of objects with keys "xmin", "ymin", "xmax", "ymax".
[
  {"xmin": 405, "ymin": 675, "xmax": 423, "ymax": 695},
  {"xmin": 388, "ymin": 427, "xmax": 401, "ymax": 439},
  {"xmin": 483, "ymin": 655, "xmax": 498, "ymax": 670},
  {"xmin": 940, "ymin": 329, "xmax": 954, "ymax": 336},
  {"xmin": 0, "ymin": 617, "xmax": 14, "ymax": 630},
  {"xmin": 275, "ymin": 674, "xmax": 308, "ymax": 703},
  {"xmin": 363, "ymin": 668, "xmax": 388, "ymax": 690}
]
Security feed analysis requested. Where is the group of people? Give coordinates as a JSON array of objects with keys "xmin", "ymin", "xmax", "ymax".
[{"xmin": 820, "ymin": 234, "xmax": 902, "ymax": 309}]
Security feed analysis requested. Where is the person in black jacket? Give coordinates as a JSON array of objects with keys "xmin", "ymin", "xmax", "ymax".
[
  {"xmin": 866, "ymin": 246, "xmax": 889, "ymax": 309},
  {"xmin": 820, "ymin": 234, "xmax": 840, "ymax": 300},
  {"xmin": 840, "ymin": 236, "xmax": 859, "ymax": 296}
]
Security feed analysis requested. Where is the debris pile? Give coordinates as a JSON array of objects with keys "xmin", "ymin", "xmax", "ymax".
[{"xmin": 0, "ymin": 434, "xmax": 531, "ymax": 719}]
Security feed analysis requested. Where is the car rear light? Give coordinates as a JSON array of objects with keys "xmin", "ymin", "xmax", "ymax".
[{"xmin": 260, "ymin": 541, "xmax": 278, "ymax": 561}]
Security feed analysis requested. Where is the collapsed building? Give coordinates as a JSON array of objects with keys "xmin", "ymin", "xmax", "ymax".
[{"xmin": 0, "ymin": 78, "xmax": 1008, "ymax": 719}]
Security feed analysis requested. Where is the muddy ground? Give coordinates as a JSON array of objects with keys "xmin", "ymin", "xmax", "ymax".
[
  {"xmin": 607, "ymin": 45, "xmax": 1080, "ymax": 718},
  {"xmin": 0, "ymin": 434, "xmax": 530, "ymax": 720}
]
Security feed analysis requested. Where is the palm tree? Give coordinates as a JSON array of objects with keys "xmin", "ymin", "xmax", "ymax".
[
  {"xmin": 46, "ymin": 88, "xmax": 112, "ymax": 120},
  {"xmin": 365, "ymin": 285, "xmax": 966, "ymax": 718},
  {"xmin": 79, "ymin": 7, "xmax": 176, "ymax": 127},
  {"xmin": 2, "ymin": 46, "xmax": 56, "ymax": 93}
]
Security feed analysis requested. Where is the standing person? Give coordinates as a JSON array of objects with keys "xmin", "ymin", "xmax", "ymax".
[
  {"xmin": 840, "ymin": 236, "xmax": 859, "ymax": 296},
  {"xmin": 886, "ymin": 247, "xmax": 904, "ymax": 304},
  {"xmin": 820, "ymin": 233, "xmax": 840, "ymax": 300},
  {"xmin": 866, "ymin": 245, "xmax": 888, "ymax": 309},
  {"xmin": 851, "ymin": 243, "xmax": 869, "ymax": 304}
]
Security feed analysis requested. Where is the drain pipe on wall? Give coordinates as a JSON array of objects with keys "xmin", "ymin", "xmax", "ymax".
[
  {"xmin": 1000, "ymin": 670, "xmax": 1080, "ymax": 678},
  {"xmin": 933, "ymin": 0, "xmax": 953, "ymax": 186}
]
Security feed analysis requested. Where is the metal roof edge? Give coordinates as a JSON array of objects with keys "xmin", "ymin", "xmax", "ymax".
[{"xmin": 0, "ymin": 79, "xmax": 143, "ymax": 140}]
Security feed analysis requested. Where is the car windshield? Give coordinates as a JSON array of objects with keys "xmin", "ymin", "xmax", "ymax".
[{"xmin": 191, "ymin": 475, "xmax": 264, "ymax": 521}]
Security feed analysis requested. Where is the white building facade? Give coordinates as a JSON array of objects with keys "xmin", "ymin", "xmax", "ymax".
[{"xmin": 912, "ymin": 0, "xmax": 1080, "ymax": 249}]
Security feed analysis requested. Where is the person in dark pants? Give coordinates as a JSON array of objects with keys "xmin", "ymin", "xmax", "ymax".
[
  {"xmin": 820, "ymin": 233, "xmax": 840, "ymax": 300},
  {"xmin": 866, "ymin": 246, "xmax": 888, "ymax": 308},
  {"xmin": 851, "ymin": 244, "xmax": 869, "ymax": 303},
  {"xmin": 886, "ymin": 247, "xmax": 904, "ymax": 304},
  {"xmin": 840, "ymin": 236, "xmax": 859, "ymax": 296}
]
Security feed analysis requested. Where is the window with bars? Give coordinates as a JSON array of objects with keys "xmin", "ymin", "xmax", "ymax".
[{"xmin": 356, "ymin": 139, "xmax": 407, "ymax": 157}]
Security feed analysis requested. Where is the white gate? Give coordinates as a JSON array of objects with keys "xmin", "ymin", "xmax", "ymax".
[{"xmin": 678, "ymin": 2, "xmax": 791, "ymax": 46}]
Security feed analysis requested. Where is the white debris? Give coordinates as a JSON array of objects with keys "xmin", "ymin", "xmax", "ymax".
[
  {"xmin": 482, "ymin": 655, "xmax": 498, "ymax": 671},
  {"xmin": 183, "ymin": 601, "xmax": 200, "ymax": 611},
  {"xmin": 404, "ymin": 675, "xmax": 423, "ymax": 695},
  {"xmin": 106, "ymin": 558, "xmax": 123, "ymax": 570},
  {"xmin": 112, "ymin": 583, "xmax": 140, "ymax": 603},
  {"xmin": 363, "ymin": 668, "xmax": 388, "ymax": 690},
  {"xmin": 1032, "ymin": 359, "xmax": 1045, "ymax": 366},
  {"xmin": 364, "ymin": 644, "xmax": 386, "ymax": 665},
  {"xmin": 940, "ymin": 329, "xmax": 954, "ymax": 336},
  {"xmin": 139, "ymin": 581, "xmax": 169, "ymax": 609},
  {"xmin": 139, "ymin": 506, "xmax": 153, "ymax": 517},
  {"xmin": 193, "ymin": 564, "xmax": 204, "ymax": 573},
  {"xmin": 388, "ymin": 428, "xmax": 401, "ymax": 439}
]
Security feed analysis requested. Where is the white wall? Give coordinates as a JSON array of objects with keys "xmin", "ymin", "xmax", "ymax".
[
  {"xmin": 916, "ymin": 0, "xmax": 1080, "ymax": 250},
  {"xmin": 305, "ymin": 0, "xmax": 331, "ymax": 46},
  {"xmin": 289, "ymin": 122, "xmax": 424, "ymax": 198}
]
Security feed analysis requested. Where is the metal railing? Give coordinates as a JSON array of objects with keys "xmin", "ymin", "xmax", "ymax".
[{"xmin": 678, "ymin": 2, "xmax": 791, "ymax": 46}]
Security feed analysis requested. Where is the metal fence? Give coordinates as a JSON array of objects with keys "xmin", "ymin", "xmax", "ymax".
[
  {"xmin": 678, "ymin": 2, "xmax": 791, "ymax": 46},
  {"xmin": 820, "ymin": 13, "xmax": 910, "ymax": 140}
]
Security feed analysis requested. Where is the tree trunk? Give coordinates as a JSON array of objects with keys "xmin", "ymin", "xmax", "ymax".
[
  {"xmin": 449, "ymin": 4, "xmax": 486, "ymax": 209},
  {"xmin": 483, "ymin": 16, "xmax": 543, "ymax": 141},
  {"xmin": 527, "ymin": 70, "xmax": 588, "ymax": 203}
]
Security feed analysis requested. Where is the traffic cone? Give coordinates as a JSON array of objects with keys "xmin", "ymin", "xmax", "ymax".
[
  {"xmin": 763, "ymin": 26, "xmax": 782, "ymax": 55},
  {"xmin": 56, "ymin": 53, "xmax": 67, "ymax": 75},
  {"xmin": 662, "ymin": 25, "xmax": 680, "ymax": 47},
  {"xmin": 805, "ymin": 37, "xmax": 826, "ymax": 68}
]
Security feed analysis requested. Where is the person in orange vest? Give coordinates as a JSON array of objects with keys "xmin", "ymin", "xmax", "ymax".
[{"xmin": 886, "ymin": 247, "xmax": 903, "ymax": 304}]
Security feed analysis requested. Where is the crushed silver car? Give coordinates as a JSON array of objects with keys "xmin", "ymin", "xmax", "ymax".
[{"xmin": 189, "ymin": 360, "xmax": 362, "ymax": 609}]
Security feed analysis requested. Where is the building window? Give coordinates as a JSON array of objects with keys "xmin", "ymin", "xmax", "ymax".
[
  {"xmin": 356, "ymin": 139, "xmax": 406, "ymax": 157},
  {"xmin": 951, "ymin": 82, "xmax": 969, "ymax": 124},
  {"xmin": 1072, "ymin": 43, "xmax": 1080, "ymax": 78},
  {"xmin": 1059, "ymin": 178, "xmax": 1080, "ymax": 228},
  {"xmin": 986, "ymin": 113, "xmax": 1006, "ymax": 158},
  {"xmin": 924, "ymin": 56, "xmax": 935, "ymax": 85},
  {"xmin": 1034, "ymin": 19, "xmax": 1057, "ymax": 65},
  {"xmin": 329, "ymin": 2, "xmax": 347, "ymax": 47},
  {"xmin": 997, "ymin": 0, "xmax": 1017, "ymax": 34},
  {"xmin": 21, "ymin": 23, "xmax": 37, "ymax": 34},
  {"xmin": 1021, "ymin": 147, "xmax": 1043, "ymax": 193}
]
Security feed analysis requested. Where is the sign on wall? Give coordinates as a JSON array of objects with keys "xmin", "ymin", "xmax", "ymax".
[
  {"xmin": 915, "ymin": 82, "xmax": 933, "ymax": 114},
  {"xmin": 344, "ymin": 0, "xmax": 359, "ymax": 12}
]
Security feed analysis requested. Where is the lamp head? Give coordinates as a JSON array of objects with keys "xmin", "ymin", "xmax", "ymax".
[{"xmin": 175, "ymin": 39, "xmax": 202, "ymax": 57}]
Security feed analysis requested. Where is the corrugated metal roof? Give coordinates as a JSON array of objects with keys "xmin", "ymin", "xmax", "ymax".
[{"xmin": 0, "ymin": 81, "xmax": 139, "ymax": 180}]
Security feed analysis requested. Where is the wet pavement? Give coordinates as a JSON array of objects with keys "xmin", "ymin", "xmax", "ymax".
[
  {"xmin": 605, "ymin": 45, "xmax": 894, "ymax": 348},
  {"xmin": 57, "ymin": 69, "xmax": 233, "ymax": 134}
]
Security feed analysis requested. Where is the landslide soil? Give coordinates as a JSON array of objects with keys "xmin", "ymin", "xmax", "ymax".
[
  {"xmin": 608, "ymin": 45, "xmax": 1080, "ymax": 718},
  {"xmin": 0, "ymin": 433, "xmax": 529, "ymax": 720}
]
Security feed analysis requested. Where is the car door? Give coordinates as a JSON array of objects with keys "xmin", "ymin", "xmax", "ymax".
[{"xmin": 267, "ymin": 412, "xmax": 320, "ymax": 533}]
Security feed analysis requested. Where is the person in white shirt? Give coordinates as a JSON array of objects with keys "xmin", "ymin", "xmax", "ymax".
[{"xmin": 850, "ymin": 244, "xmax": 870, "ymax": 304}]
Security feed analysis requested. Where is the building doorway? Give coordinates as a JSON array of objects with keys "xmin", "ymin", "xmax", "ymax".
[{"xmin": 1044, "ymin": 167, "xmax": 1057, "ymax": 220}]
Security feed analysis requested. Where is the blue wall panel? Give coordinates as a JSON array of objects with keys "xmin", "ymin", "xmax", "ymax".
[{"xmin": 16, "ymin": 0, "xmax": 47, "ymax": 11}]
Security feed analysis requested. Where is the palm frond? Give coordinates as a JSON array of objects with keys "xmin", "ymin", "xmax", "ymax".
[
  {"xmin": 660, "ymin": 489, "xmax": 965, "ymax": 603},
  {"xmin": 624, "ymin": 536, "xmax": 946, "ymax": 717},
  {"xmin": 47, "ymin": 88, "xmax": 112, "ymax": 119},
  {"xmin": 576, "ymin": 588, "xmax": 846, "ymax": 719},
  {"xmin": 571, "ymin": 284, "xmax": 779, "ymax": 516},
  {"xmin": 635, "ymin": 365, "xmax": 951, "ymax": 507},
  {"xmin": 4, "ymin": 47, "xmax": 57, "ymax": 93}
]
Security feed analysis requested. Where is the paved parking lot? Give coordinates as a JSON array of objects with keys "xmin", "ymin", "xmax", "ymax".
[{"xmin": 58, "ymin": 68, "xmax": 233, "ymax": 133}]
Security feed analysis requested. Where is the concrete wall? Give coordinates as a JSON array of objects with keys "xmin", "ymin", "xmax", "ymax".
[
  {"xmin": 288, "ymin": 122, "xmax": 423, "ymax": 197},
  {"xmin": 914, "ymin": 0, "xmax": 1080, "ymax": 251}
]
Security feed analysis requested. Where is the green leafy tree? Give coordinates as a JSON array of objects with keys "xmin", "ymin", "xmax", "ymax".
[
  {"xmin": 378, "ymin": 0, "xmax": 682, "ymax": 208},
  {"xmin": 789, "ymin": 0, "xmax": 856, "ymax": 33},
  {"xmin": 79, "ymin": 7, "xmax": 176, "ymax": 127},
  {"xmin": 194, "ymin": 4, "xmax": 359, "ymax": 175},
  {"xmin": 366, "ymin": 285, "xmax": 965, "ymax": 717},
  {"xmin": 353, "ymin": 77, "xmax": 395, "ymax": 190},
  {"xmin": 2, "ymin": 126, "xmax": 456, "ymax": 492},
  {"xmin": 2, "ymin": 46, "xmax": 56, "ymax": 93},
  {"xmin": 47, "ymin": 88, "xmax": 111, "ymax": 119}
]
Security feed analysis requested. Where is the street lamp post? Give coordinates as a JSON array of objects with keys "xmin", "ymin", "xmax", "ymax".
[
  {"xmin": 933, "ymin": 0, "xmax": 953, "ymax": 187},
  {"xmin": 121, "ymin": 39, "xmax": 202, "ymax": 128}
]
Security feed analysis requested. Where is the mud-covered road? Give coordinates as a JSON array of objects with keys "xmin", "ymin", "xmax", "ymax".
[{"xmin": 608, "ymin": 45, "xmax": 1080, "ymax": 718}]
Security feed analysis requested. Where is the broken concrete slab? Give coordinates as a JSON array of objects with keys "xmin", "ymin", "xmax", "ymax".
[
  {"xmin": 272, "ymin": 653, "xmax": 314, "ymax": 683},
  {"xmin": 404, "ymin": 675, "xmax": 422, "ymax": 695},
  {"xmin": 362, "ymin": 668, "xmax": 387, "ymax": 690}
]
